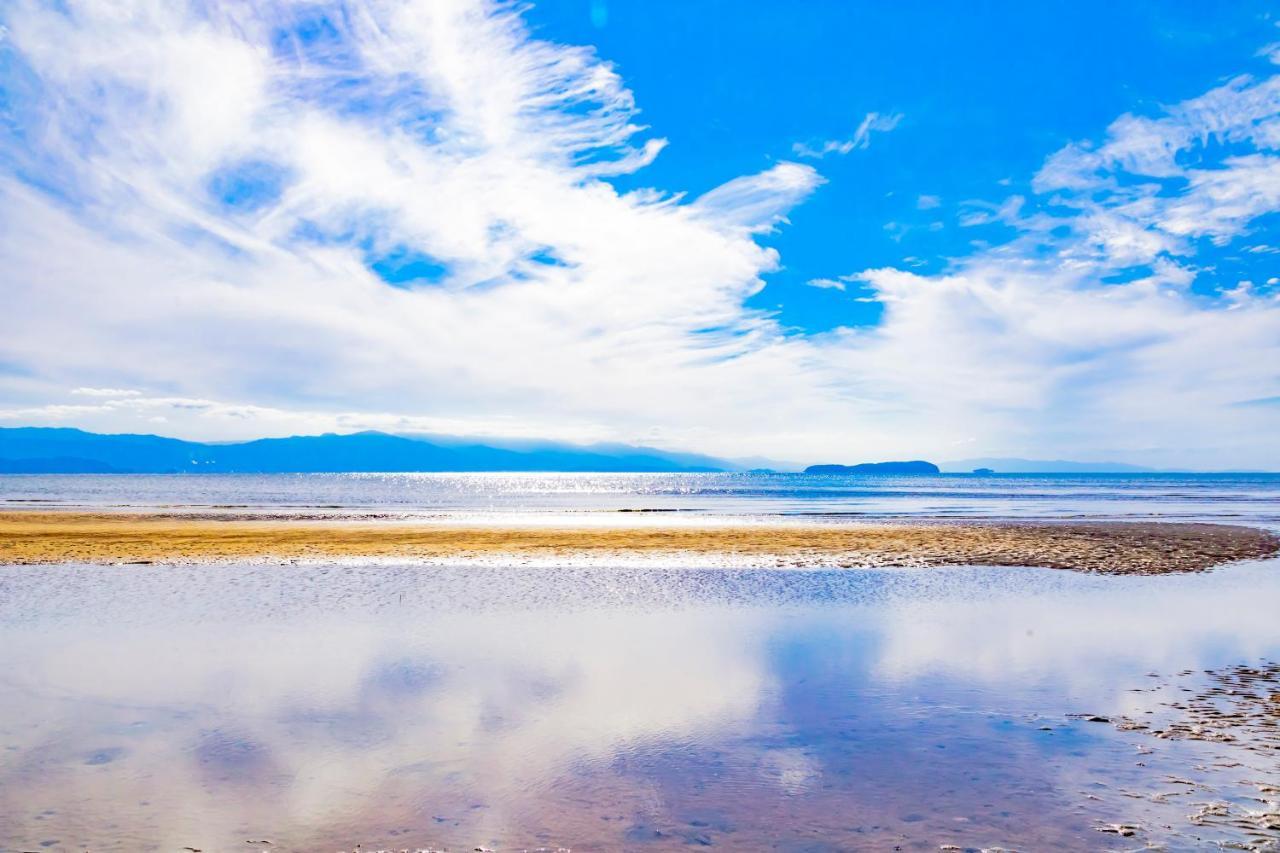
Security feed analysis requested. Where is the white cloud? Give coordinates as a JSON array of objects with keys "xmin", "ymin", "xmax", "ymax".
[
  {"xmin": 1030, "ymin": 74, "xmax": 1280, "ymax": 268},
  {"xmin": 692, "ymin": 162, "xmax": 824, "ymax": 233},
  {"xmin": 957, "ymin": 195, "xmax": 1024, "ymax": 228},
  {"xmin": 850, "ymin": 111, "xmax": 904, "ymax": 148},
  {"xmin": 805, "ymin": 278, "xmax": 846, "ymax": 291},
  {"xmin": 792, "ymin": 111, "xmax": 903, "ymax": 159},
  {"xmin": 916, "ymin": 194, "xmax": 941, "ymax": 210},
  {"xmin": 0, "ymin": 0, "xmax": 1279, "ymax": 468},
  {"xmin": 70, "ymin": 387, "xmax": 143, "ymax": 398}
]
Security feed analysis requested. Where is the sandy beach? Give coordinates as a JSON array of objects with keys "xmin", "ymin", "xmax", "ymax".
[{"xmin": 2, "ymin": 511, "xmax": 1276, "ymax": 573}]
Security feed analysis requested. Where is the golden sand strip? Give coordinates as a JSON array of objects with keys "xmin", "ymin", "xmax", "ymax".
[{"xmin": 0, "ymin": 511, "xmax": 1277, "ymax": 573}]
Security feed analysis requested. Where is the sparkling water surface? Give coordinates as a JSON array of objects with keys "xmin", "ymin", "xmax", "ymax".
[
  {"xmin": 1, "ymin": 474, "xmax": 1279, "ymax": 850},
  {"xmin": 4, "ymin": 470, "xmax": 1280, "ymax": 524}
]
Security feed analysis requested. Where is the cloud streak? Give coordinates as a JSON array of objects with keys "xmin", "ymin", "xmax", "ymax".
[{"xmin": 792, "ymin": 111, "xmax": 903, "ymax": 158}]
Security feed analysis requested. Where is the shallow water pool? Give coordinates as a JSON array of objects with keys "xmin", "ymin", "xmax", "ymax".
[{"xmin": 1, "ymin": 558, "xmax": 1279, "ymax": 850}]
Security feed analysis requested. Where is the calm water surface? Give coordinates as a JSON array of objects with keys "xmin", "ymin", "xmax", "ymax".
[
  {"xmin": 2, "ymin": 561, "xmax": 1279, "ymax": 850},
  {"xmin": 4, "ymin": 470, "xmax": 1280, "ymax": 523},
  {"xmin": 1, "ymin": 474, "xmax": 1279, "ymax": 850}
]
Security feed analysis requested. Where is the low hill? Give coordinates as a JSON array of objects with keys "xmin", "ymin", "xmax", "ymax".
[{"xmin": 804, "ymin": 460, "xmax": 940, "ymax": 475}]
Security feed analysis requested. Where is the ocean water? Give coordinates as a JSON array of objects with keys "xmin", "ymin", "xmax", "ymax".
[
  {"xmin": 4, "ymin": 470, "xmax": 1280, "ymax": 525},
  {"xmin": 1, "ymin": 473, "xmax": 1279, "ymax": 850}
]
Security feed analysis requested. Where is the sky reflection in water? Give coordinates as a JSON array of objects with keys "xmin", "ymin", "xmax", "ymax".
[{"xmin": 1, "ymin": 559, "xmax": 1279, "ymax": 850}]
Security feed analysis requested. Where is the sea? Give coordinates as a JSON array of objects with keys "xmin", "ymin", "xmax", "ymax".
[
  {"xmin": 3, "ymin": 470, "xmax": 1280, "ymax": 525},
  {"xmin": 1, "ymin": 472, "xmax": 1279, "ymax": 850}
]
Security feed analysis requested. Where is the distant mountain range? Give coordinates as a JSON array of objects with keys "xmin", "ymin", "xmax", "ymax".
[
  {"xmin": 940, "ymin": 457, "xmax": 1156, "ymax": 474},
  {"xmin": 0, "ymin": 427, "xmax": 741, "ymax": 474},
  {"xmin": 0, "ymin": 428, "xmax": 1246, "ymax": 475}
]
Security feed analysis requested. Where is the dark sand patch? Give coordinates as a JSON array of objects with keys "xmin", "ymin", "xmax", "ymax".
[{"xmin": 1069, "ymin": 662, "xmax": 1280, "ymax": 847}]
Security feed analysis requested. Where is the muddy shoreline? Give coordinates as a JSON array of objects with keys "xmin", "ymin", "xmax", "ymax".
[{"xmin": 1, "ymin": 511, "xmax": 1276, "ymax": 573}]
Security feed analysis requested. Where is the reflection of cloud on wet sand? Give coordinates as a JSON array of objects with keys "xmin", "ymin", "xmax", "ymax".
[
  {"xmin": 0, "ymin": 608, "xmax": 771, "ymax": 848},
  {"xmin": 867, "ymin": 563, "xmax": 1280, "ymax": 850},
  {"xmin": 872, "ymin": 562, "xmax": 1280, "ymax": 705},
  {"xmin": 4, "ymin": 560, "xmax": 1280, "ymax": 848}
]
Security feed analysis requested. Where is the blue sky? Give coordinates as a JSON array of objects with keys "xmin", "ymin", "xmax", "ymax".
[{"xmin": 1, "ymin": 0, "xmax": 1279, "ymax": 467}]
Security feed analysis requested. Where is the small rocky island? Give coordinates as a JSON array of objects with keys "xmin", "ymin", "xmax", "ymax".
[{"xmin": 804, "ymin": 460, "xmax": 940, "ymax": 474}]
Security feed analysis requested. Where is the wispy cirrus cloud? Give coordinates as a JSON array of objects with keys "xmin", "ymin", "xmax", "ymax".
[
  {"xmin": 70, "ymin": 387, "xmax": 143, "ymax": 398},
  {"xmin": 1030, "ymin": 74, "xmax": 1280, "ymax": 265},
  {"xmin": 791, "ymin": 111, "xmax": 903, "ymax": 159}
]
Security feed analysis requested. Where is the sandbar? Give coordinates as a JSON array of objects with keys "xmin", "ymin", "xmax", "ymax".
[{"xmin": 0, "ymin": 511, "xmax": 1277, "ymax": 573}]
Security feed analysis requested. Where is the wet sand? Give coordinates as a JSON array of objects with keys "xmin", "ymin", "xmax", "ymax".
[
  {"xmin": 1, "ymin": 511, "xmax": 1276, "ymax": 573},
  {"xmin": 1068, "ymin": 662, "xmax": 1280, "ymax": 842}
]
